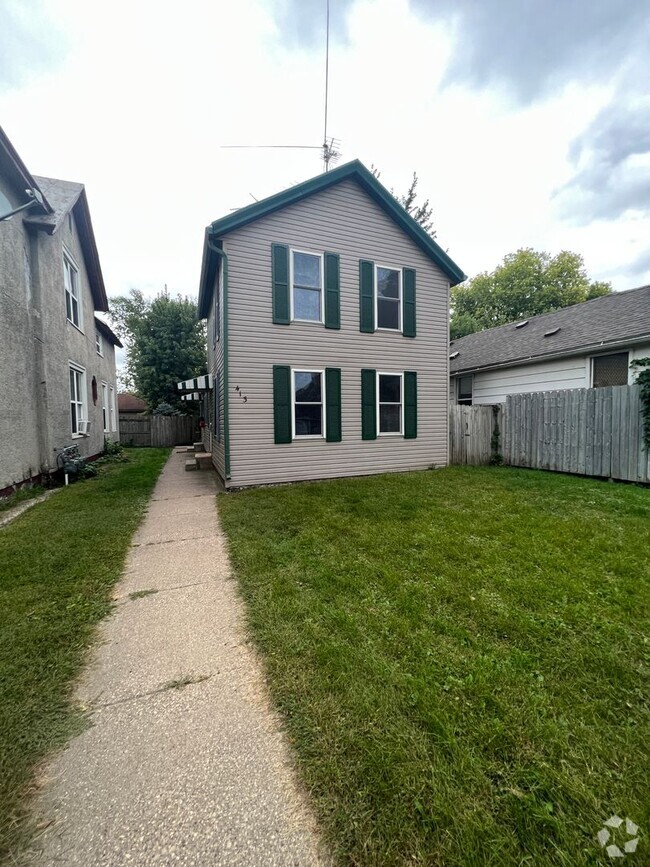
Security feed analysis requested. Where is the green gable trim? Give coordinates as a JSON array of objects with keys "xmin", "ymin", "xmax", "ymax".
[{"xmin": 204, "ymin": 160, "xmax": 465, "ymax": 294}]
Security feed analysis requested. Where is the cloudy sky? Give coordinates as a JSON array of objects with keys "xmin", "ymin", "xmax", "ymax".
[{"xmin": 1, "ymin": 0, "xmax": 649, "ymax": 301}]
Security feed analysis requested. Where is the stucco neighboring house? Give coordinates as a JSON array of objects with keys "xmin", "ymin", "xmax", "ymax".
[
  {"xmin": 193, "ymin": 159, "xmax": 465, "ymax": 488},
  {"xmin": 449, "ymin": 284, "xmax": 650, "ymax": 406},
  {"xmin": 0, "ymin": 126, "xmax": 121, "ymax": 495}
]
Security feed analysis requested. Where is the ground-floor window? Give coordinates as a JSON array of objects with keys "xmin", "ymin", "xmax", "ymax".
[
  {"xmin": 101, "ymin": 382, "xmax": 109, "ymax": 432},
  {"xmin": 378, "ymin": 372, "xmax": 402, "ymax": 434},
  {"xmin": 591, "ymin": 352, "xmax": 629, "ymax": 388},
  {"xmin": 457, "ymin": 374, "xmax": 473, "ymax": 405},
  {"xmin": 69, "ymin": 363, "xmax": 86, "ymax": 436},
  {"xmin": 292, "ymin": 369, "xmax": 324, "ymax": 437},
  {"xmin": 109, "ymin": 386, "xmax": 117, "ymax": 431}
]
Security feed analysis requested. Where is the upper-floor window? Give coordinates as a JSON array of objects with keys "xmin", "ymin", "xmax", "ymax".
[
  {"xmin": 96, "ymin": 331, "xmax": 104, "ymax": 356},
  {"xmin": 64, "ymin": 249, "xmax": 83, "ymax": 330},
  {"xmin": 375, "ymin": 266, "xmax": 402, "ymax": 331},
  {"xmin": 291, "ymin": 250, "xmax": 323, "ymax": 323},
  {"xmin": 457, "ymin": 375, "xmax": 473, "ymax": 405},
  {"xmin": 591, "ymin": 352, "xmax": 629, "ymax": 388}
]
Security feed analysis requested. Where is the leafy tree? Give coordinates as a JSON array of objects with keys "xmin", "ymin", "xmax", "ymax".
[
  {"xmin": 109, "ymin": 289, "xmax": 207, "ymax": 410},
  {"xmin": 451, "ymin": 249, "xmax": 611, "ymax": 339},
  {"xmin": 371, "ymin": 166, "xmax": 435, "ymax": 236}
]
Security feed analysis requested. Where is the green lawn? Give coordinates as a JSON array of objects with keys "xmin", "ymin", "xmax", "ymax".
[
  {"xmin": 0, "ymin": 448, "xmax": 169, "ymax": 862},
  {"xmin": 219, "ymin": 466, "xmax": 650, "ymax": 866}
]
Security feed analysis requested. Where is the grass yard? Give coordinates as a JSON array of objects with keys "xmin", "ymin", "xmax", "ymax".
[
  {"xmin": 0, "ymin": 448, "xmax": 169, "ymax": 862},
  {"xmin": 219, "ymin": 466, "xmax": 650, "ymax": 866}
]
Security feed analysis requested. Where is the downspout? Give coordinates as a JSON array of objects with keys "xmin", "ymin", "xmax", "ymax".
[{"xmin": 206, "ymin": 235, "xmax": 231, "ymax": 480}]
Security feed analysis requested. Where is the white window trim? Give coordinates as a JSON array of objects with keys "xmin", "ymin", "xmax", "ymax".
[
  {"xmin": 63, "ymin": 245, "xmax": 84, "ymax": 333},
  {"xmin": 291, "ymin": 368, "xmax": 326, "ymax": 440},
  {"xmin": 69, "ymin": 361, "xmax": 87, "ymax": 438},
  {"xmin": 96, "ymin": 331, "xmax": 104, "ymax": 356},
  {"xmin": 377, "ymin": 371, "xmax": 404, "ymax": 436},
  {"xmin": 374, "ymin": 264, "xmax": 403, "ymax": 333},
  {"xmin": 109, "ymin": 385, "xmax": 117, "ymax": 432},
  {"xmin": 589, "ymin": 351, "xmax": 630, "ymax": 388},
  {"xmin": 289, "ymin": 249, "xmax": 324, "ymax": 324},
  {"xmin": 101, "ymin": 381, "xmax": 109, "ymax": 433}
]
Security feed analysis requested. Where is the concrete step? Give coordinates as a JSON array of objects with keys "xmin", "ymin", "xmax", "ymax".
[
  {"xmin": 195, "ymin": 453, "xmax": 213, "ymax": 470},
  {"xmin": 193, "ymin": 441, "xmax": 206, "ymax": 453},
  {"xmin": 184, "ymin": 459, "xmax": 198, "ymax": 472}
]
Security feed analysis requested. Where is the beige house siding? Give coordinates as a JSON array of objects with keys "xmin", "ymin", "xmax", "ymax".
[{"xmin": 221, "ymin": 178, "xmax": 450, "ymax": 487}]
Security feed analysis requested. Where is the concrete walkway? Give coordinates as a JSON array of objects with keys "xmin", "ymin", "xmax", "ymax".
[{"xmin": 28, "ymin": 450, "xmax": 325, "ymax": 866}]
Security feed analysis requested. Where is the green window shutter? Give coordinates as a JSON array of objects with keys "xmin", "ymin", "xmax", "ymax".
[
  {"xmin": 273, "ymin": 365, "xmax": 292, "ymax": 443},
  {"xmin": 324, "ymin": 252, "xmax": 340, "ymax": 329},
  {"xmin": 359, "ymin": 260, "xmax": 375, "ymax": 333},
  {"xmin": 404, "ymin": 371, "xmax": 417, "ymax": 439},
  {"xmin": 361, "ymin": 368, "xmax": 377, "ymax": 440},
  {"xmin": 403, "ymin": 268, "xmax": 416, "ymax": 337},
  {"xmin": 272, "ymin": 244, "xmax": 290, "ymax": 324},
  {"xmin": 325, "ymin": 368, "xmax": 342, "ymax": 441}
]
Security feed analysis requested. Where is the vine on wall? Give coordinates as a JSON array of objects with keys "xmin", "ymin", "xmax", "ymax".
[{"xmin": 631, "ymin": 357, "xmax": 650, "ymax": 450}]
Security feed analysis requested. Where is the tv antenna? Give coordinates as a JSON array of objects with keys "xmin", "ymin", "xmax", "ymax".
[{"xmin": 221, "ymin": 0, "xmax": 340, "ymax": 172}]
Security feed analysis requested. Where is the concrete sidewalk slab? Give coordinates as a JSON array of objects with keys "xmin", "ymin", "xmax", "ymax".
[{"xmin": 27, "ymin": 451, "xmax": 326, "ymax": 866}]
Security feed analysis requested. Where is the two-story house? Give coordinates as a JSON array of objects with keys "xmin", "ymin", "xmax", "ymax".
[
  {"xmin": 195, "ymin": 160, "xmax": 465, "ymax": 488},
  {"xmin": 0, "ymin": 126, "xmax": 121, "ymax": 495}
]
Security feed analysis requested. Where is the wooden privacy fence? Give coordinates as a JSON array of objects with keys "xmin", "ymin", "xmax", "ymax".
[
  {"xmin": 450, "ymin": 385, "xmax": 649, "ymax": 483},
  {"xmin": 119, "ymin": 414, "xmax": 196, "ymax": 448},
  {"xmin": 449, "ymin": 404, "xmax": 501, "ymax": 466}
]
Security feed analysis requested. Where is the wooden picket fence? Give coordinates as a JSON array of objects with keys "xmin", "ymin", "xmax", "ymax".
[
  {"xmin": 450, "ymin": 385, "xmax": 649, "ymax": 483},
  {"xmin": 119, "ymin": 414, "xmax": 196, "ymax": 448}
]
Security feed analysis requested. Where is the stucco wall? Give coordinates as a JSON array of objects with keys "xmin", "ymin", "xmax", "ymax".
[
  {"xmin": 0, "ymin": 186, "xmax": 118, "ymax": 491},
  {"xmin": 0, "ymin": 174, "xmax": 44, "ymax": 488}
]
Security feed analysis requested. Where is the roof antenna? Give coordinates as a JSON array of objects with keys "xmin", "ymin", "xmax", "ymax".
[{"xmin": 220, "ymin": 0, "xmax": 340, "ymax": 174}]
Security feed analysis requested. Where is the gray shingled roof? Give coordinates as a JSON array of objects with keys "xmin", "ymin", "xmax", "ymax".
[{"xmin": 450, "ymin": 285, "xmax": 650, "ymax": 375}]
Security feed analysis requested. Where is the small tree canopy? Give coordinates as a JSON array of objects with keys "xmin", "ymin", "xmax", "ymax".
[
  {"xmin": 451, "ymin": 249, "xmax": 611, "ymax": 338},
  {"xmin": 371, "ymin": 166, "xmax": 435, "ymax": 236},
  {"xmin": 109, "ymin": 290, "xmax": 207, "ymax": 411}
]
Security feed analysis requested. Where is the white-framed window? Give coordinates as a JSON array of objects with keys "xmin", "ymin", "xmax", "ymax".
[
  {"xmin": 69, "ymin": 363, "xmax": 87, "ymax": 436},
  {"xmin": 375, "ymin": 265, "xmax": 402, "ymax": 331},
  {"xmin": 290, "ymin": 249, "xmax": 323, "ymax": 323},
  {"xmin": 63, "ymin": 248, "xmax": 83, "ymax": 330},
  {"xmin": 109, "ymin": 386, "xmax": 117, "ymax": 431},
  {"xmin": 96, "ymin": 331, "xmax": 104, "ymax": 356},
  {"xmin": 457, "ymin": 374, "xmax": 473, "ymax": 406},
  {"xmin": 292, "ymin": 369, "xmax": 325, "ymax": 438},
  {"xmin": 377, "ymin": 372, "xmax": 403, "ymax": 435},
  {"xmin": 591, "ymin": 352, "xmax": 629, "ymax": 388},
  {"xmin": 101, "ymin": 382, "xmax": 109, "ymax": 432}
]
